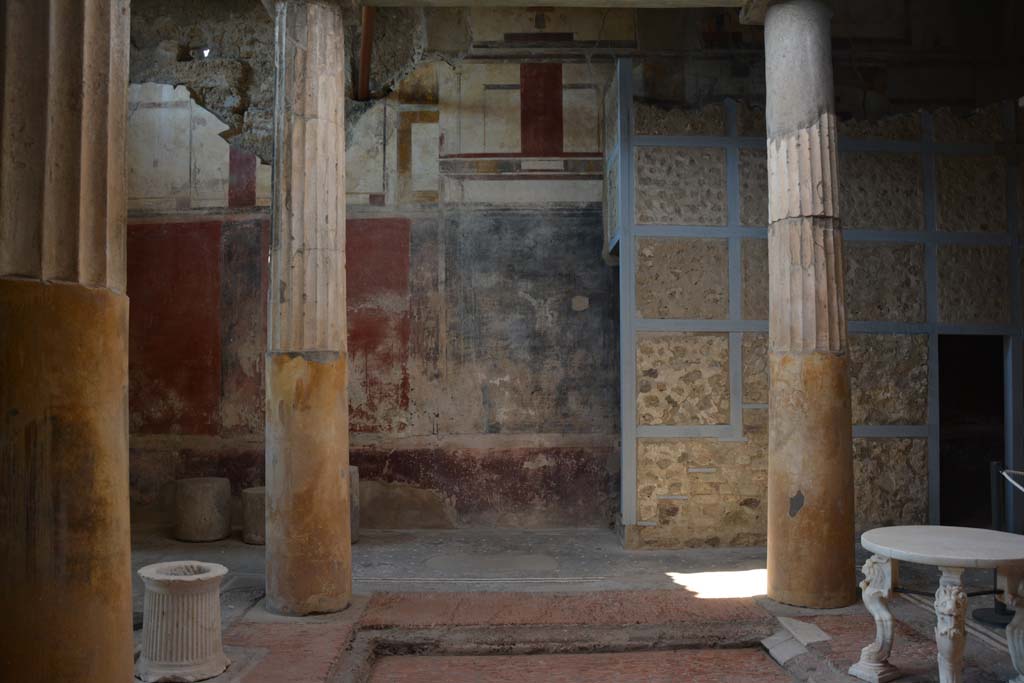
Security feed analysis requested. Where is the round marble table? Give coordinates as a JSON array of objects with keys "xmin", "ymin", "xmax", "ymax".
[{"xmin": 849, "ymin": 525, "xmax": 1024, "ymax": 683}]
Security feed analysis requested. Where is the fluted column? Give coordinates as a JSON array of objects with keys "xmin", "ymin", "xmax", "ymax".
[
  {"xmin": 0, "ymin": 1, "xmax": 133, "ymax": 679},
  {"xmin": 265, "ymin": 0, "xmax": 351, "ymax": 615},
  {"xmin": 763, "ymin": 0, "xmax": 856, "ymax": 608}
]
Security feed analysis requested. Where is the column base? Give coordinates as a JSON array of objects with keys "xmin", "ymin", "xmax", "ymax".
[
  {"xmin": 767, "ymin": 351, "xmax": 857, "ymax": 608},
  {"xmin": 0, "ymin": 277, "xmax": 133, "ymax": 681},
  {"xmin": 265, "ymin": 351, "xmax": 352, "ymax": 616}
]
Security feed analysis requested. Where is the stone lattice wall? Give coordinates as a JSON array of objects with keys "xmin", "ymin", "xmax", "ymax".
[
  {"xmin": 627, "ymin": 98, "xmax": 1020, "ymax": 548},
  {"xmin": 636, "ymin": 410, "xmax": 768, "ymax": 548}
]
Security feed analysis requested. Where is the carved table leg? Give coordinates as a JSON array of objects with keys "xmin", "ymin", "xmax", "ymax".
[
  {"xmin": 998, "ymin": 567, "xmax": 1024, "ymax": 683},
  {"xmin": 850, "ymin": 554, "xmax": 902, "ymax": 683},
  {"xmin": 935, "ymin": 566, "xmax": 967, "ymax": 683}
]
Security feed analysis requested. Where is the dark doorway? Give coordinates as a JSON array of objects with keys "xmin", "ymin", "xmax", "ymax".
[{"xmin": 939, "ymin": 335, "xmax": 1005, "ymax": 528}]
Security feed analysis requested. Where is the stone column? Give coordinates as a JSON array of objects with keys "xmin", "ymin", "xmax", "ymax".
[
  {"xmin": 265, "ymin": 0, "xmax": 352, "ymax": 615},
  {"xmin": 0, "ymin": 1, "xmax": 133, "ymax": 680},
  {"xmin": 763, "ymin": 0, "xmax": 856, "ymax": 608}
]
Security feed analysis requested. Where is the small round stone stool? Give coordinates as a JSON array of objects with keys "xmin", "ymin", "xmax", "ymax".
[
  {"xmin": 136, "ymin": 561, "xmax": 230, "ymax": 682},
  {"xmin": 242, "ymin": 486, "xmax": 265, "ymax": 545},
  {"xmin": 349, "ymin": 466, "xmax": 360, "ymax": 544},
  {"xmin": 174, "ymin": 477, "xmax": 231, "ymax": 542}
]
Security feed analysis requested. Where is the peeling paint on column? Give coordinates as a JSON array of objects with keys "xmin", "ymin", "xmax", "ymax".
[{"xmin": 788, "ymin": 491, "xmax": 804, "ymax": 517}]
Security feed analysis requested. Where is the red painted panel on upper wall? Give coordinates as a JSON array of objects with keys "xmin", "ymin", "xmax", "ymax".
[
  {"xmin": 520, "ymin": 63, "xmax": 564, "ymax": 156},
  {"xmin": 228, "ymin": 147, "xmax": 257, "ymax": 208},
  {"xmin": 347, "ymin": 218, "xmax": 412, "ymax": 433},
  {"xmin": 128, "ymin": 222, "xmax": 222, "ymax": 435}
]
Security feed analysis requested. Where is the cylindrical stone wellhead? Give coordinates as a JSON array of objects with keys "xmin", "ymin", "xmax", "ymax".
[
  {"xmin": 136, "ymin": 561, "xmax": 230, "ymax": 682},
  {"xmin": 242, "ymin": 486, "xmax": 266, "ymax": 545},
  {"xmin": 175, "ymin": 477, "xmax": 232, "ymax": 542}
]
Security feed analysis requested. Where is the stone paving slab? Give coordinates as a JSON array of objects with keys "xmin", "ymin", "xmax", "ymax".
[
  {"xmin": 359, "ymin": 589, "xmax": 774, "ymax": 629},
  {"xmin": 223, "ymin": 621, "xmax": 353, "ymax": 682},
  {"xmin": 778, "ymin": 616, "xmax": 831, "ymax": 645},
  {"xmin": 805, "ymin": 614, "xmax": 948, "ymax": 679},
  {"xmin": 220, "ymin": 603, "xmax": 361, "ymax": 683},
  {"xmin": 368, "ymin": 649, "xmax": 794, "ymax": 682}
]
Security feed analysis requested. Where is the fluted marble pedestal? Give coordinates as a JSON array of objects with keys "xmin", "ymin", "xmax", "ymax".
[{"xmin": 137, "ymin": 561, "xmax": 230, "ymax": 682}]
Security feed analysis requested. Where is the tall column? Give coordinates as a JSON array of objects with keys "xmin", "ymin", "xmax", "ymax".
[
  {"xmin": 763, "ymin": 0, "xmax": 856, "ymax": 608},
  {"xmin": 0, "ymin": 1, "xmax": 133, "ymax": 680},
  {"xmin": 265, "ymin": 0, "xmax": 351, "ymax": 615}
]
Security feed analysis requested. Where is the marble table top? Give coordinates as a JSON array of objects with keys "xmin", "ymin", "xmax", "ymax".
[{"xmin": 862, "ymin": 525, "xmax": 1024, "ymax": 569}]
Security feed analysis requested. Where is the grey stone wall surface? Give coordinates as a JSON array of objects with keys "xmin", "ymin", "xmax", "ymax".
[
  {"xmin": 637, "ymin": 332, "xmax": 730, "ymax": 427},
  {"xmin": 939, "ymin": 245, "xmax": 1011, "ymax": 324},
  {"xmin": 634, "ymin": 409, "xmax": 767, "ymax": 547},
  {"xmin": 845, "ymin": 242, "xmax": 926, "ymax": 322},
  {"xmin": 937, "ymin": 155, "xmax": 1007, "ymax": 233},
  {"xmin": 636, "ymin": 238, "xmax": 729, "ymax": 319},
  {"xmin": 740, "ymin": 149, "xmax": 769, "ymax": 227},
  {"xmin": 839, "ymin": 152, "xmax": 923, "ymax": 230},
  {"xmin": 838, "ymin": 114, "xmax": 920, "ymax": 141},
  {"xmin": 634, "ymin": 102, "xmax": 726, "ymax": 136},
  {"xmin": 741, "ymin": 239, "xmax": 769, "ymax": 320},
  {"xmin": 849, "ymin": 334, "xmax": 929, "ymax": 426},
  {"xmin": 635, "ymin": 147, "xmax": 727, "ymax": 226},
  {"xmin": 854, "ymin": 438, "xmax": 928, "ymax": 533},
  {"xmin": 742, "ymin": 333, "xmax": 768, "ymax": 404}
]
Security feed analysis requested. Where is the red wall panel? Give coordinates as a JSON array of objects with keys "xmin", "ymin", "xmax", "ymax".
[
  {"xmin": 128, "ymin": 222, "xmax": 222, "ymax": 435},
  {"xmin": 520, "ymin": 63, "xmax": 563, "ymax": 156},
  {"xmin": 347, "ymin": 218, "xmax": 412, "ymax": 433}
]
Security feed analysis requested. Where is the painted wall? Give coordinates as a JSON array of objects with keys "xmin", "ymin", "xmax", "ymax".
[
  {"xmin": 129, "ymin": 0, "xmax": 1024, "ymax": 162},
  {"xmin": 125, "ymin": 0, "xmax": 1022, "ymax": 535},
  {"xmin": 349, "ymin": 209, "xmax": 618, "ymax": 528},
  {"xmin": 127, "ymin": 208, "xmax": 619, "ymax": 528},
  {"xmin": 126, "ymin": 27, "xmax": 621, "ymax": 528}
]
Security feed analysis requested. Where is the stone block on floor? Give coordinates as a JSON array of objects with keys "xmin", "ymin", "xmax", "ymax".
[{"xmin": 174, "ymin": 477, "xmax": 231, "ymax": 542}]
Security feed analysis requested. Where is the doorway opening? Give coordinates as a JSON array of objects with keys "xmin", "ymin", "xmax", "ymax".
[{"xmin": 939, "ymin": 335, "xmax": 1005, "ymax": 528}]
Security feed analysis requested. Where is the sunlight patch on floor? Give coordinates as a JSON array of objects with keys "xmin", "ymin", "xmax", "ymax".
[{"xmin": 666, "ymin": 568, "xmax": 768, "ymax": 599}]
